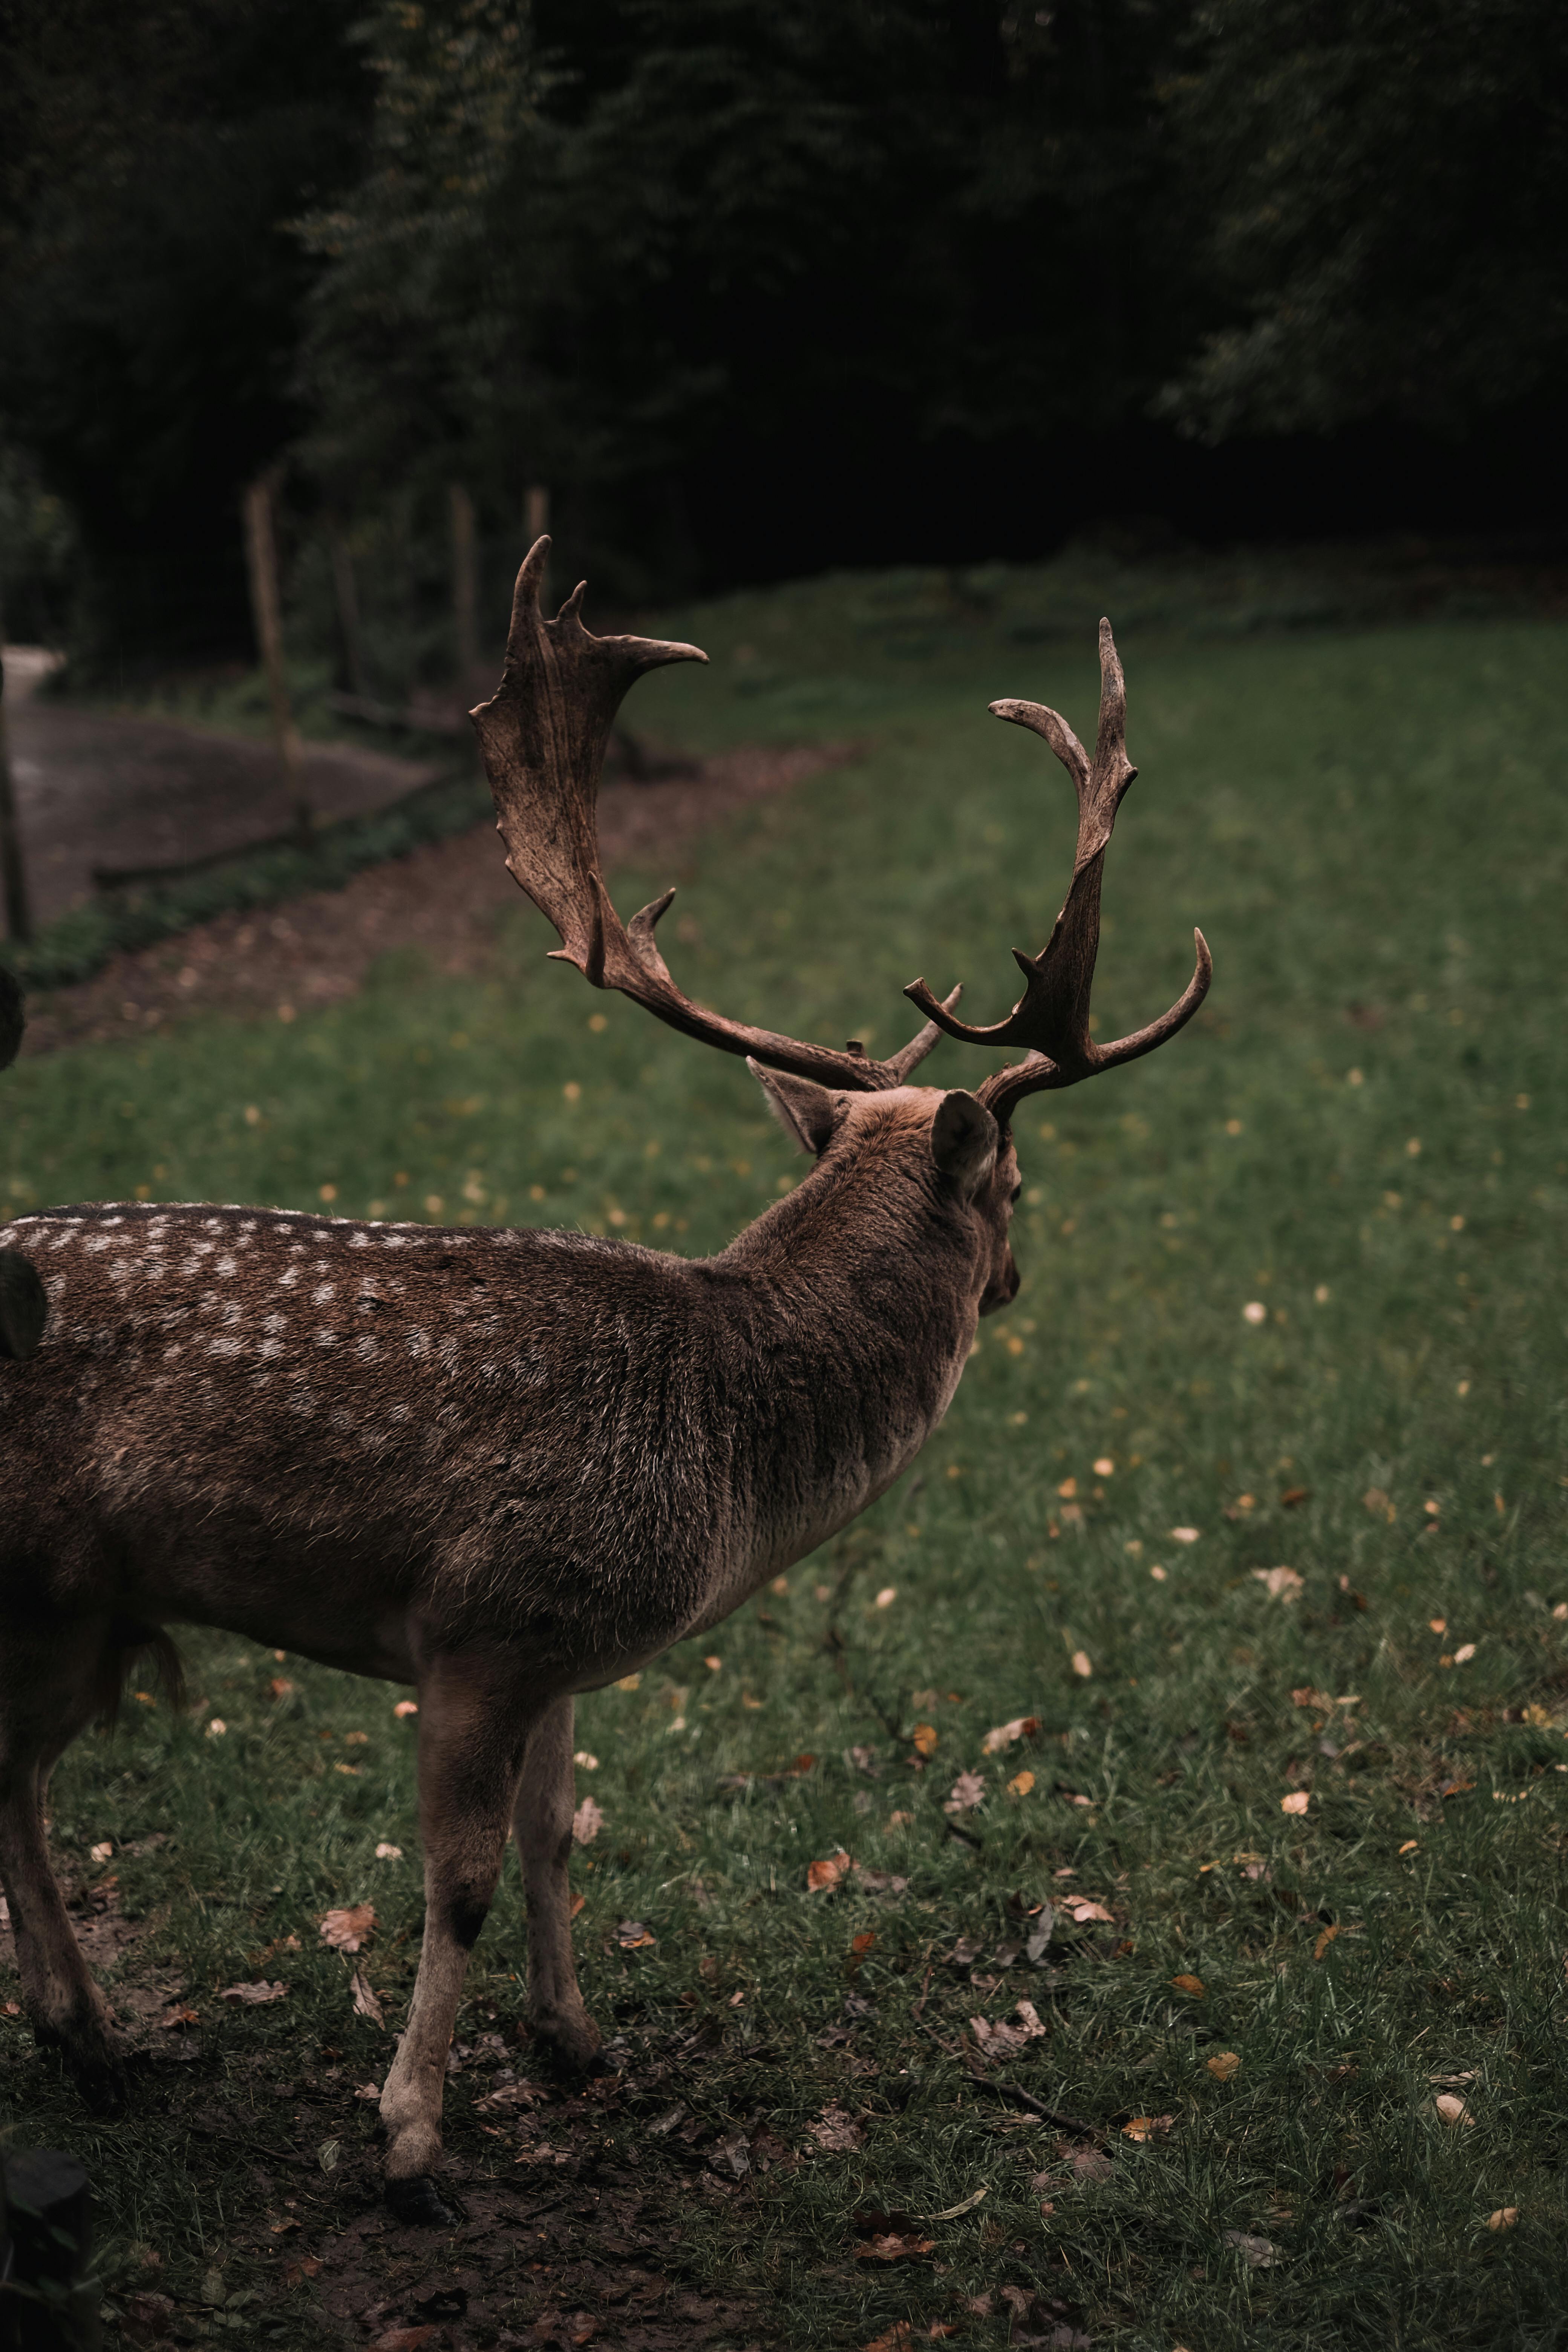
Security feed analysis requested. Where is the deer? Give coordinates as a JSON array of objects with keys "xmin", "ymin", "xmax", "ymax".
[{"xmin": 0, "ymin": 539, "xmax": 1209, "ymax": 2225}]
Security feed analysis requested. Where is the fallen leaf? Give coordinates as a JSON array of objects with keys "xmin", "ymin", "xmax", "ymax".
[
  {"xmin": 983, "ymin": 1715, "xmax": 1040, "ymax": 1754},
  {"xmin": 616, "ymin": 1918, "xmax": 656, "ymax": 1949},
  {"xmin": 89, "ymin": 1841, "xmax": 113, "ymax": 1864},
  {"xmin": 1292, "ymin": 1686, "xmax": 1333, "ymax": 1711},
  {"xmin": 807, "ymin": 2105, "xmax": 865, "ymax": 2153},
  {"xmin": 1281, "ymin": 1790, "xmax": 1311, "ymax": 1816},
  {"xmin": 374, "ymin": 1841, "xmax": 403, "ymax": 1861},
  {"xmin": 923, "ymin": 2185, "xmax": 987, "ymax": 2220},
  {"xmin": 354, "ymin": 2081, "xmax": 381, "ymax": 2101},
  {"xmin": 1280, "ymin": 1485, "xmax": 1309, "ymax": 1507},
  {"xmin": 318, "ymin": 1904, "xmax": 375, "ymax": 1953},
  {"xmin": 393, "ymin": 1699, "xmax": 418, "ymax": 1718},
  {"xmin": 1070, "ymin": 1650, "xmax": 1093, "ymax": 1678},
  {"xmin": 1488, "ymin": 2207, "xmax": 1519, "ymax": 2231},
  {"xmin": 1122, "ymin": 2113, "xmax": 1175, "ymax": 2143},
  {"xmin": 1170, "ymin": 1973, "xmax": 1205, "ymax": 1998},
  {"xmin": 1252, "ymin": 1566, "xmax": 1304, "ymax": 1601},
  {"xmin": 850, "ymin": 1931, "xmax": 877, "ymax": 1955},
  {"xmin": 1362, "ymin": 1487, "xmax": 1395, "ymax": 1523},
  {"xmin": 1314, "ymin": 1925, "xmax": 1340, "ymax": 1960},
  {"xmin": 571, "ymin": 1797, "xmax": 603, "ymax": 1845},
  {"xmin": 969, "ymin": 2000, "xmax": 1047, "ymax": 2061},
  {"xmin": 853, "ymin": 2233, "xmax": 936, "ymax": 2263},
  {"xmin": 1207, "ymin": 2051, "xmax": 1241, "ymax": 2081},
  {"xmin": 911, "ymin": 1722, "xmax": 938, "ymax": 1758},
  {"xmin": 862, "ymin": 2325, "xmax": 960, "ymax": 2350},
  {"xmin": 350, "ymin": 1968, "xmax": 384, "ymax": 2024},
  {"xmin": 1024, "ymin": 1905, "xmax": 1055, "ymax": 1963},
  {"xmin": 707, "ymin": 2130, "xmax": 751, "ymax": 2180},
  {"xmin": 219, "ymin": 1981, "xmax": 288, "ymax": 2005},
  {"xmin": 943, "ymin": 1771, "xmax": 986, "ymax": 1815},
  {"xmin": 1222, "ymin": 2230, "xmax": 1280, "ymax": 2268},
  {"xmin": 1453, "ymin": 1642, "xmax": 1476, "ymax": 1664},
  {"xmin": 807, "ymin": 1851, "xmax": 854, "ymax": 1893},
  {"xmin": 1008, "ymin": 1769, "xmax": 1035, "ymax": 1797},
  {"xmin": 1065, "ymin": 2142, "xmax": 1113, "ymax": 2183},
  {"xmin": 1171, "ymin": 1527, "xmax": 1200, "ymax": 1544},
  {"xmin": 1067, "ymin": 1898, "xmax": 1115, "ymax": 1924},
  {"xmin": 887, "ymin": 1810, "xmax": 915, "ymax": 1830},
  {"xmin": 1435, "ymin": 2093, "xmax": 1473, "ymax": 2126},
  {"xmin": 1399, "ymin": 1839, "xmax": 1419, "ymax": 1855},
  {"xmin": 369, "ymin": 2330, "xmax": 438, "ymax": 2352},
  {"xmin": 157, "ymin": 2005, "xmax": 200, "ymax": 2031}
]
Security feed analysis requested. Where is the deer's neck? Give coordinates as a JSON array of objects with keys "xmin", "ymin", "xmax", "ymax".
[{"xmin": 686, "ymin": 1148, "xmax": 978, "ymax": 1617}]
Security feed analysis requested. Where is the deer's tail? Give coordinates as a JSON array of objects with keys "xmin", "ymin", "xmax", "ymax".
[{"xmin": 0, "ymin": 961, "xmax": 47, "ymax": 1361}]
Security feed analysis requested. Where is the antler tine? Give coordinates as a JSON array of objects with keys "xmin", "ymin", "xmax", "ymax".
[
  {"xmin": 472, "ymin": 540, "xmax": 949, "ymax": 1094},
  {"xmin": 901, "ymin": 618, "xmax": 1210, "ymax": 1127}
]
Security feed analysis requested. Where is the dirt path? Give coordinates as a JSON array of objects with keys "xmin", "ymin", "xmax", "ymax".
[
  {"xmin": 17, "ymin": 744, "xmax": 846, "ymax": 1057},
  {"xmin": 4, "ymin": 648, "xmax": 439, "ymax": 929}
]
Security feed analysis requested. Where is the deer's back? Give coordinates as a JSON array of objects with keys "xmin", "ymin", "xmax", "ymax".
[{"xmin": 0, "ymin": 1202, "xmax": 730, "ymax": 1665}]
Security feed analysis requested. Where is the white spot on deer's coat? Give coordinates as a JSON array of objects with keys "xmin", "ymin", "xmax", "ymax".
[
  {"xmin": 278, "ymin": 1268, "xmax": 300, "ymax": 1289},
  {"xmin": 407, "ymin": 1331, "xmax": 429, "ymax": 1359},
  {"xmin": 356, "ymin": 1334, "xmax": 380, "ymax": 1362},
  {"xmin": 258, "ymin": 1338, "xmax": 282, "ymax": 1361},
  {"xmin": 312, "ymin": 1283, "xmax": 335, "ymax": 1303},
  {"xmin": 314, "ymin": 1329, "xmax": 337, "ymax": 1348},
  {"xmin": 207, "ymin": 1336, "xmax": 242, "ymax": 1358},
  {"xmin": 263, "ymin": 1312, "xmax": 286, "ymax": 1335},
  {"xmin": 216, "ymin": 1254, "xmax": 237, "ymax": 1276}
]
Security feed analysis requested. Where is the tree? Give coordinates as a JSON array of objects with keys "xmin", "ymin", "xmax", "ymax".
[{"xmin": 1157, "ymin": 0, "xmax": 1568, "ymax": 439}]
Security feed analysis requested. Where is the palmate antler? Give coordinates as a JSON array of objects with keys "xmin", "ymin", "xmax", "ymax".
[
  {"xmin": 904, "ymin": 617, "xmax": 1211, "ymax": 1131},
  {"xmin": 472, "ymin": 538, "xmax": 956, "ymax": 1091},
  {"xmin": 473, "ymin": 548, "xmax": 1208, "ymax": 1122}
]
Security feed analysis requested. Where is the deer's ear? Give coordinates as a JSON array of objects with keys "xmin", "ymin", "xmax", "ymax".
[
  {"xmin": 930, "ymin": 1089, "xmax": 998, "ymax": 1199},
  {"xmin": 748, "ymin": 1059, "xmax": 845, "ymax": 1156}
]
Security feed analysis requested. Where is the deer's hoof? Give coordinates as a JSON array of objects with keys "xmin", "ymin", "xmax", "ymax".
[{"xmin": 385, "ymin": 2174, "xmax": 460, "ymax": 2230}]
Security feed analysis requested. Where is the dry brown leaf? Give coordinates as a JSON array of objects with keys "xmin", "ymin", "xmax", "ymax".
[
  {"xmin": 1281, "ymin": 1791, "xmax": 1310, "ymax": 1816},
  {"xmin": 807, "ymin": 2105, "xmax": 865, "ymax": 2152},
  {"xmin": 157, "ymin": 2005, "xmax": 200, "ymax": 2031},
  {"xmin": 1222, "ymin": 2230, "xmax": 1280, "ymax": 2268},
  {"xmin": 1121, "ymin": 2113, "xmax": 1175, "ymax": 2143},
  {"xmin": 969, "ymin": 1999, "xmax": 1047, "ymax": 2061},
  {"xmin": 943, "ymin": 1771, "xmax": 985, "ymax": 1815},
  {"xmin": 1252, "ymin": 1566, "xmax": 1304, "ymax": 1602},
  {"xmin": 982, "ymin": 1715, "xmax": 1040, "ymax": 1754},
  {"xmin": 1170, "ymin": 1973, "xmax": 1205, "ymax": 1998},
  {"xmin": 1292, "ymin": 1686, "xmax": 1333, "ymax": 1711},
  {"xmin": 368, "ymin": 2330, "xmax": 438, "ymax": 2352},
  {"xmin": 1070, "ymin": 1650, "xmax": 1093, "ymax": 1678},
  {"xmin": 1207, "ymin": 2051, "xmax": 1241, "ymax": 2081},
  {"xmin": 911, "ymin": 1722, "xmax": 938, "ymax": 1758},
  {"xmin": 374, "ymin": 1841, "xmax": 403, "ymax": 1861},
  {"xmin": 318, "ymin": 1904, "xmax": 375, "ymax": 1953},
  {"xmin": 616, "ymin": 1919, "xmax": 656, "ymax": 1949},
  {"xmin": 1067, "ymin": 1899, "xmax": 1115, "ymax": 1924},
  {"xmin": 219, "ymin": 1981, "xmax": 288, "ymax": 2005},
  {"xmin": 571, "ymin": 1796, "xmax": 603, "ymax": 1845},
  {"xmin": 1313, "ymin": 1925, "xmax": 1340, "ymax": 1961},
  {"xmin": 349, "ymin": 1968, "xmax": 384, "ymax": 2025},
  {"xmin": 1362, "ymin": 1487, "xmax": 1395, "ymax": 1522},
  {"xmin": 1008, "ymin": 1769, "xmax": 1035, "ymax": 1798},
  {"xmin": 569, "ymin": 1891, "xmax": 586, "ymax": 1919},
  {"xmin": 1488, "ymin": 2207, "xmax": 1519, "ymax": 2231},
  {"xmin": 1435, "ymin": 2093, "xmax": 1473, "ymax": 2126},
  {"xmin": 853, "ymin": 2233, "xmax": 936, "ymax": 2263},
  {"xmin": 862, "ymin": 2325, "xmax": 960, "ymax": 2350},
  {"xmin": 807, "ymin": 1851, "xmax": 853, "ymax": 1893}
]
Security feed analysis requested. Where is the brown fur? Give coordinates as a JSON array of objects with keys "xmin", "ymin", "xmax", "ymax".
[{"xmin": 0, "ymin": 1081, "xmax": 1018, "ymax": 2204}]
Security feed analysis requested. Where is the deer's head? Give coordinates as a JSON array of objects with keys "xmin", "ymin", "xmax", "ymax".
[{"xmin": 471, "ymin": 538, "xmax": 1209, "ymax": 1294}]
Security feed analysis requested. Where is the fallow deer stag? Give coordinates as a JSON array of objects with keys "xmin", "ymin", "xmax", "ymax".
[{"xmin": 0, "ymin": 539, "xmax": 1209, "ymax": 2223}]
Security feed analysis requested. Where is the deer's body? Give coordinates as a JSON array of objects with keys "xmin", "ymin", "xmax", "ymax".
[
  {"xmin": 0, "ymin": 547, "xmax": 1207, "ymax": 2222},
  {"xmin": 0, "ymin": 1094, "xmax": 985, "ymax": 1689}
]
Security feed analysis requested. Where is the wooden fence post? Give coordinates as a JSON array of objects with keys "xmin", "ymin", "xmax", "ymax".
[
  {"xmin": 242, "ymin": 474, "xmax": 311, "ymax": 843},
  {"xmin": 525, "ymin": 484, "xmax": 550, "ymax": 608},
  {"xmin": 0, "ymin": 608, "xmax": 34, "ymax": 948},
  {"xmin": 327, "ymin": 520, "xmax": 369, "ymax": 701},
  {"xmin": 449, "ymin": 485, "xmax": 479, "ymax": 682}
]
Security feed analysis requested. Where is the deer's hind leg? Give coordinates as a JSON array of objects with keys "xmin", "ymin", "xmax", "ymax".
[
  {"xmin": 512, "ymin": 1694, "xmax": 603, "ymax": 2077},
  {"xmin": 0, "ymin": 1614, "xmax": 124, "ymax": 2107},
  {"xmin": 379, "ymin": 1652, "xmax": 540, "ymax": 2225}
]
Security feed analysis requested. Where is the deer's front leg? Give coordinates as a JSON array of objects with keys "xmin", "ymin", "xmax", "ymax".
[
  {"xmin": 380, "ymin": 1657, "xmax": 533, "ymax": 2226},
  {"xmin": 513, "ymin": 1695, "xmax": 602, "ymax": 2076}
]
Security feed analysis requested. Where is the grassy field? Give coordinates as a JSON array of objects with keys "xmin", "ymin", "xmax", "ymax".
[{"xmin": 2, "ymin": 568, "xmax": 1566, "ymax": 2349}]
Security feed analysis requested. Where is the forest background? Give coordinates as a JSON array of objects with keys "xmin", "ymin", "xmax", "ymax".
[{"xmin": 1, "ymin": 0, "xmax": 1565, "ymax": 668}]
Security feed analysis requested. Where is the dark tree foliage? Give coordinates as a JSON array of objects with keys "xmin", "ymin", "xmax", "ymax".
[
  {"xmin": 1158, "ymin": 0, "xmax": 1568, "ymax": 438},
  {"xmin": 0, "ymin": 0, "xmax": 371, "ymax": 654},
  {"xmin": 297, "ymin": 0, "xmax": 1196, "ymax": 573}
]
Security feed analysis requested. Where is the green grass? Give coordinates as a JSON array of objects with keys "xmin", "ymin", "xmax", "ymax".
[{"xmin": 2, "ymin": 581, "xmax": 1566, "ymax": 2349}]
